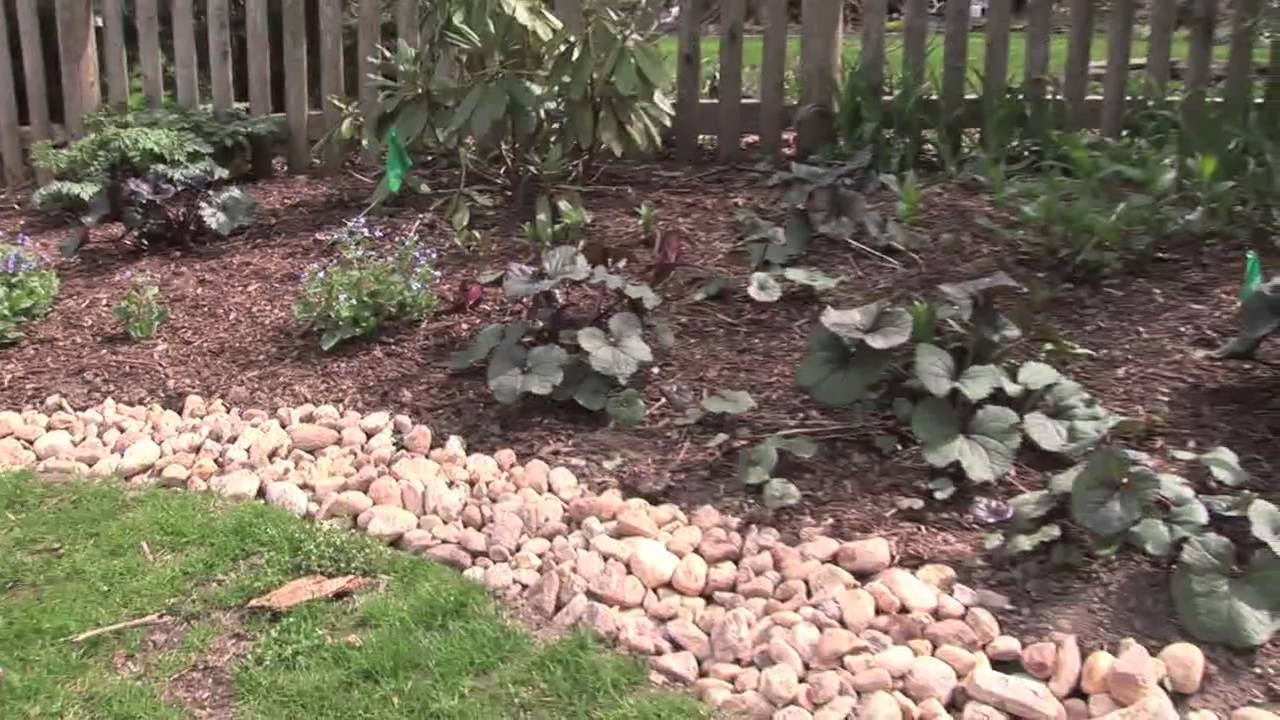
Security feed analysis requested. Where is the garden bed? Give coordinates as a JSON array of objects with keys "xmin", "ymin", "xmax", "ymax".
[{"xmin": 1, "ymin": 157, "xmax": 1277, "ymax": 709}]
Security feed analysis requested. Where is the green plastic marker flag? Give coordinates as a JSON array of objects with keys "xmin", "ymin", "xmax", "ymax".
[
  {"xmin": 385, "ymin": 128, "xmax": 411, "ymax": 194},
  {"xmin": 1242, "ymin": 250, "xmax": 1263, "ymax": 301}
]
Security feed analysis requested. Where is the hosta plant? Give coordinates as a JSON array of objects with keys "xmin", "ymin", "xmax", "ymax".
[
  {"xmin": 450, "ymin": 235, "xmax": 681, "ymax": 426},
  {"xmin": 992, "ymin": 444, "xmax": 1280, "ymax": 648},
  {"xmin": 113, "ymin": 273, "xmax": 169, "ymax": 341},
  {"xmin": 0, "ymin": 236, "xmax": 59, "ymax": 345},
  {"xmin": 295, "ymin": 219, "xmax": 439, "ymax": 351}
]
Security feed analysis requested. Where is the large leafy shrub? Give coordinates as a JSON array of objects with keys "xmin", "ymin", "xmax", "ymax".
[
  {"xmin": 367, "ymin": 0, "xmax": 672, "ymax": 230},
  {"xmin": 450, "ymin": 233, "xmax": 680, "ymax": 425},
  {"xmin": 0, "ymin": 237, "xmax": 58, "ymax": 345},
  {"xmin": 31, "ymin": 117, "xmax": 258, "ymax": 255},
  {"xmin": 295, "ymin": 219, "xmax": 439, "ymax": 351}
]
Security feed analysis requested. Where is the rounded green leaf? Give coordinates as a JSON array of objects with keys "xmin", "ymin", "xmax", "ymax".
[
  {"xmin": 957, "ymin": 364, "xmax": 1003, "ymax": 402},
  {"xmin": 911, "ymin": 397, "xmax": 961, "ymax": 445},
  {"xmin": 1005, "ymin": 523, "xmax": 1062, "ymax": 555},
  {"xmin": 450, "ymin": 323, "xmax": 507, "ymax": 370},
  {"xmin": 1172, "ymin": 534, "xmax": 1280, "ymax": 648},
  {"xmin": 770, "ymin": 435, "xmax": 819, "ymax": 458},
  {"xmin": 821, "ymin": 302, "xmax": 913, "ymax": 350},
  {"xmin": 1070, "ymin": 448, "xmax": 1160, "ymax": 536},
  {"xmin": 796, "ymin": 329, "xmax": 892, "ymax": 406},
  {"xmin": 914, "ymin": 343, "xmax": 956, "ymax": 397},
  {"xmin": 578, "ymin": 313, "xmax": 653, "ymax": 381},
  {"xmin": 1017, "ymin": 361, "xmax": 1061, "ymax": 390},
  {"xmin": 748, "ymin": 272, "xmax": 783, "ymax": 302},
  {"xmin": 1010, "ymin": 490, "xmax": 1061, "ymax": 525},
  {"xmin": 1248, "ymin": 499, "xmax": 1280, "ymax": 555},
  {"xmin": 605, "ymin": 389, "xmax": 646, "ymax": 427},
  {"xmin": 702, "ymin": 389, "xmax": 757, "ymax": 415},
  {"xmin": 762, "ymin": 478, "xmax": 802, "ymax": 509},
  {"xmin": 1198, "ymin": 446, "xmax": 1248, "ymax": 487},
  {"xmin": 1128, "ymin": 518, "xmax": 1176, "ymax": 557},
  {"xmin": 739, "ymin": 443, "xmax": 779, "ymax": 486},
  {"xmin": 783, "ymin": 267, "xmax": 844, "ymax": 291}
]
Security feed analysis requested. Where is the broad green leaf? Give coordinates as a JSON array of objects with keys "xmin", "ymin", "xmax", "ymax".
[
  {"xmin": 1070, "ymin": 447, "xmax": 1160, "ymax": 536},
  {"xmin": 762, "ymin": 478, "xmax": 802, "ymax": 509},
  {"xmin": 572, "ymin": 371, "xmax": 612, "ymax": 412},
  {"xmin": 783, "ymin": 267, "xmax": 844, "ymax": 291},
  {"xmin": 1198, "ymin": 446, "xmax": 1248, "ymax": 487},
  {"xmin": 1016, "ymin": 361, "xmax": 1061, "ymax": 390},
  {"xmin": 543, "ymin": 245, "xmax": 592, "ymax": 283},
  {"xmin": 694, "ymin": 275, "xmax": 728, "ymax": 301},
  {"xmin": 577, "ymin": 312, "xmax": 652, "ymax": 381},
  {"xmin": 702, "ymin": 389, "xmax": 757, "ymax": 415},
  {"xmin": 487, "ymin": 343, "xmax": 569, "ymax": 404},
  {"xmin": 911, "ymin": 397, "xmax": 961, "ymax": 445},
  {"xmin": 1023, "ymin": 380, "xmax": 1114, "ymax": 455},
  {"xmin": 913, "ymin": 400, "xmax": 1021, "ymax": 482},
  {"xmin": 769, "ymin": 436, "xmax": 819, "ymax": 458},
  {"xmin": 1128, "ymin": 517, "xmax": 1176, "ymax": 557},
  {"xmin": 450, "ymin": 323, "xmax": 507, "ymax": 370},
  {"xmin": 605, "ymin": 389, "xmax": 646, "ymax": 427},
  {"xmin": 739, "ymin": 443, "xmax": 778, "ymax": 486},
  {"xmin": 624, "ymin": 283, "xmax": 662, "ymax": 310},
  {"xmin": 471, "ymin": 84, "xmax": 509, "ymax": 139},
  {"xmin": 913, "ymin": 343, "xmax": 1002, "ymax": 401},
  {"xmin": 1249, "ymin": 499, "xmax": 1280, "ymax": 555},
  {"xmin": 1202, "ymin": 492, "xmax": 1259, "ymax": 517},
  {"xmin": 1010, "ymin": 490, "xmax": 1060, "ymax": 525},
  {"xmin": 821, "ymin": 302, "xmax": 913, "ymax": 350},
  {"xmin": 796, "ymin": 328, "xmax": 893, "ymax": 406},
  {"xmin": 748, "ymin": 272, "xmax": 783, "ymax": 302},
  {"xmin": 1172, "ymin": 534, "xmax": 1280, "ymax": 648},
  {"xmin": 1005, "ymin": 523, "xmax": 1062, "ymax": 555}
]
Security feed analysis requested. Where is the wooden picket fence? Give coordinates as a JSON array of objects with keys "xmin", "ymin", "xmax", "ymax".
[{"xmin": 0, "ymin": 0, "xmax": 1276, "ymax": 191}]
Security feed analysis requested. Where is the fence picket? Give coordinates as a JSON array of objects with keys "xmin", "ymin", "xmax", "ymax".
[
  {"xmin": 320, "ymin": 0, "xmax": 345, "ymax": 172},
  {"xmin": 942, "ymin": 0, "xmax": 972, "ymax": 142},
  {"xmin": 209, "ymin": 0, "xmax": 235, "ymax": 112},
  {"xmin": 359, "ymin": 0, "xmax": 381, "ymax": 162},
  {"xmin": 718, "ymin": 0, "xmax": 745, "ymax": 161},
  {"xmin": 1145, "ymin": 0, "xmax": 1177, "ymax": 96},
  {"xmin": 172, "ymin": 0, "xmax": 199, "ymax": 108},
  {"xmin": 1183, "ymin": 0, "xmax": 1218, "ymax": 140},
  {"xmin": 102, "ymin": 0, "xmax": 129, "ymax": 108},
  {"xmin": 1101, "ymin": 0, "xmax": 1135, "ymax": 136},
  {"xmin": 675, "ymin": 0, "xmax": 702, "ymax": 160},
  {"xmin": 1024, "ymin": 0, "xmax": 1053, "ymax": 137},
  {"xmin": 861, "ymin": 0, "xmax": 888, "ymax": 93},
  {"xmin": 282, "ymin": 0, "xmax": 310, "ymax": 172},
  {"xmin": 55, "ymin": 0, "xmax": 100, "ymax": 138},
  {"xmin": 983, "ymin": 0, "xmax": 1013, "ymax": 148},
  {"xmin": 14, "ymin": 1, "xmax": 50, "ymax": 155},
  {"xmin": 903, "ymin": 0, "xmax": 929, "ymax": 89},
  {"xmin": 0, "ymin": 0, "xmax": 24, "ymax": 187},
  {"xmin": 1063, "ymin": 0, "xmax": 1095, "ymax": 130},
  {"xmin": 799, "ymin": 0, "xmax": 842, "ymax": 155},
  {"xmin": 1223, "ymin": 0, "xmax": 1261, "ymax": 121},
  {"xmin": 136, "ymin": 0, "xmax": 165, "ymax": 105},
  {"xmin": 397, "ymin": 0, "xmax": 420, "ymax": 49},
  {"xmin": 759, "ymin": 0, "xmax": 788, "ymax": 159}
]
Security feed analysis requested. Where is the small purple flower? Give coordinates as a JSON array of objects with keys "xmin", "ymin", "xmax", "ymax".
[{"xmin": 15, "ymin": 233, "xmax": 30, "ymax": 247}]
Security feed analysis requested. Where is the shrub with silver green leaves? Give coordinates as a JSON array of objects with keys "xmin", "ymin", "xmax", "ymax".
[
  {"xmin": 295, "ymin": 219, "xmax": 438, "ymax": 351},
  {"xmin": 0, "ymin": 236, "xmax": 59, "ymax": 345}
]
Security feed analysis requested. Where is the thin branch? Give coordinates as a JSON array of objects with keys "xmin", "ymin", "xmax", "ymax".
[{"xmin": 65, "ymin": 613, "xmax": 169, "ymax": 643}]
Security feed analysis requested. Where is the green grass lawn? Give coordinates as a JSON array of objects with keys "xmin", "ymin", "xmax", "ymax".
[
  {"xmin": 657, "ymin": 30, "xmax": 1268, "ymax": 99},
  {"xmin": 0, "ymin": 472, "xmax": 704, "ymax": 719}
]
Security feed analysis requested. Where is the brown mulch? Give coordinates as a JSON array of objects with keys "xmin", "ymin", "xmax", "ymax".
[{"xmin": 1, "ymin": 157, "xmax": 1276, "ymax": 711}]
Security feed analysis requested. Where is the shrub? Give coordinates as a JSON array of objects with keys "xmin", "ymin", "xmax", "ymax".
[
  {"xmin": 113, "ymin": 273, "xmax": 169, "ymax": 341},
  {"xmin": 30, "ymin": 112, "xmax": 260, "ymax": 255},
  {"xmin": 0, "ymin": 236, "xmax": 59, "ymax": 345},
  {"xmin": 295, "ymin": 219, "xmax": 439, "ymax": 351}
]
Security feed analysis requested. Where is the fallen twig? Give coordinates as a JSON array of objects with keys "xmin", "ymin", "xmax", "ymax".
[
  {"xmin": 140, "ymin": 541, "xmax": 154, "ymax": 563},
  {"xmin": 66, "ymin": 613, "xmax": 169, "ymax": 643}
]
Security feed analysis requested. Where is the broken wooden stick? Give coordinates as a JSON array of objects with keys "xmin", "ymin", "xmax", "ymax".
[{"xmin": 65, "ymin": 613, "xmax": 169, "ymax": 643}]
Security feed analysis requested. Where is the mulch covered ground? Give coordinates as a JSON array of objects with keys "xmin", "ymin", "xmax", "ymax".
[{"xmin": 1, "ymin": 156, "xmax": 1276, "ymax": 710}]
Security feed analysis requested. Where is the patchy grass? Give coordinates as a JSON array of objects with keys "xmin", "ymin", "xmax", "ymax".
[
  {"xmin": 657, "ymin": 30, "xmax": 1267, "ymax": 101},
  {"xmin": 0, "ymin": 472, "xmax": 704, "ymax": 719}
]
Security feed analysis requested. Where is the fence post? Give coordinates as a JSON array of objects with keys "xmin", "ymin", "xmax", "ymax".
[
  {"xmin": 1063, "ymin": 0, "xmax": 1095, "ymax": 130},
  {"xmin": 1100, "ymin": 0, "xmax": 1135, "ymax": 137},
  {"xmin": 718, "ymin": 0, "xmax": 745, "ymax": 161},
  {"xmin": 1182, "ymin": 0, "xmax": 1218, "ymax": 147},
  {"xmin": 903, "ymin": 0, "xmax": 929, "ymax": 90},
  {"xmin": 941, "ymin": 0, "xmax": 972, "ymax": 149},
  {"xmin": 675, "ymin": 0, "xmax": 702, "ymax": 161},
  {"xmin": 15, "ymin": 1, "xmax": 51, "ymax": 181},
  {"xmin": 1222, "ymin": 0, "xmax": 1261, "ymax": 123},
  {"xmin": 1024, "ymin": 0, "xmax": 1053, "ymax": 138},
  {"xmin": 246, "ymin": 0, "xmax": 273, "ymax": 177},
  {"xmin": 0, "ymin": 0, "xmax": 24, "ymax": 188},
  {"xmin": 136, "ymin": 0, "xmax": 165, "ymax": 105},
  {"xmin": 759, "ymin": 0, "xmax": 788, "ymax": 159},
  {"xmin": 55, "ymin": 0, "xmax": 101, "ymax": 138},
  {"xmin": 861, "ymin": 0, "xmax": 888, "ymax": 94},
  {"xmin": 1145, "ymin": 0, "xmax": 1177, "ymax": 97},
  {"xmin": 982, "ymin": 0, "xmax": 1012, "ymax": 148},
  {"xmin": 282, "ymin": 0, "xmax": 310, "ymax": 172},
  {"xmin": 172, "ymin": 0, "xmax": 199, "ymax": 108},
  {"xmin": 320, "ymin": 0, "xmax": 345, "ymax": 173},
  {"xmin": 798, "ymin": 0, "xmax": 842, "ymax": 156},
  {"xmin": 209, "ymin": 0, "xmax": 235, "ymax": 113},
  {"xmin": 102, "ymin": 0, "xmax": 129, "ymax": 108},
  {"xmin": 359, "ymin": 0, "xmax": 381, "ymax": 163}
]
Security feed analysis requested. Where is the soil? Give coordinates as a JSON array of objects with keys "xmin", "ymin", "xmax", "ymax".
[{"xmin": 2, "ymin": 155, "xmax": 1276, "ymax": 712}]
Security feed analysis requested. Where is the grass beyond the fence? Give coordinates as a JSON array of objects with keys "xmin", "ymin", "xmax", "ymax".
[
  {"xmin": 657, "ymin": 29, "xmax": 1267, "ymax": 100},
  {"xmin": 0, "ymin": 472, "xmax": 704, "ymax": 719}
]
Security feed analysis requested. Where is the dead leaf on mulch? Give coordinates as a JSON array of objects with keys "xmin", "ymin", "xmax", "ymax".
[{"xmin": 245, "ymin": 575, "xmax": 373, "ymax": 611}]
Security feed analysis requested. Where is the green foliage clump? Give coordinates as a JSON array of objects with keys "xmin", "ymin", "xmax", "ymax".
[
  {"xmin": 992, "ymin": 443, "xmax": 1280, "ymax": 648},
  {"xmin": 295, "ymin": 219, "xmax": 439, "ymax": 351},
  {"xmin": 0, "ymin": 237, "xmax": 59, "ymax": 345},
  {"xmin": 451, "ymin": 232, "xmax": 681, "ymax": 426},
  {"xmin": 113, "ymin": 273, "xmax": 169, "ymax": 341},
  {"xmin": 797, "ymin": 272, "xmax": 1120, "ymax": 497}
]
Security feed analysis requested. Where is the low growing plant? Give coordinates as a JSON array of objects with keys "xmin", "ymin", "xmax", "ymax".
[
  {"xmin": 450, "ymin": 234, "xmax": 681, "ymax": 426},
  {"xmin": 113, "ymin": 273, "xmax": 169, "ymax": 341},
  {"xmin": 0, "ymin": 236, "xmax": 58, "ymax": 345},
  {"xmin": 295, "ymin": 219, "xmax": 439, "ymax": 351}
]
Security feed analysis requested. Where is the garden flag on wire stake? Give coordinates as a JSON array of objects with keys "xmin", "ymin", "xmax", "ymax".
[
  {"xmin": 385, "ymin": 128, "xmax": 411, "ymax": 194},
  {"xmin": 1242, "ymin": 250, "xmax": 1263, "ymax": 301}
]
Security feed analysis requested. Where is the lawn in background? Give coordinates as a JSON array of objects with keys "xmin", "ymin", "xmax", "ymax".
[{"xmin": 0, "ymin": 472, "xmax": 704, "ymax": 719}]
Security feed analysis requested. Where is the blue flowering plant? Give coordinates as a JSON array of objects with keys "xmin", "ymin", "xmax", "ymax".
[
  {"xmin": 0, "ymin": 235, "xmax": 59, "ymax": 345},
  {"xmin": 295, "ymin": 219, "xmax": 439, "ymax": 351},
  {"xmin": 113, "ymin": 272, "xmax": 169, "ymax": 341}
]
